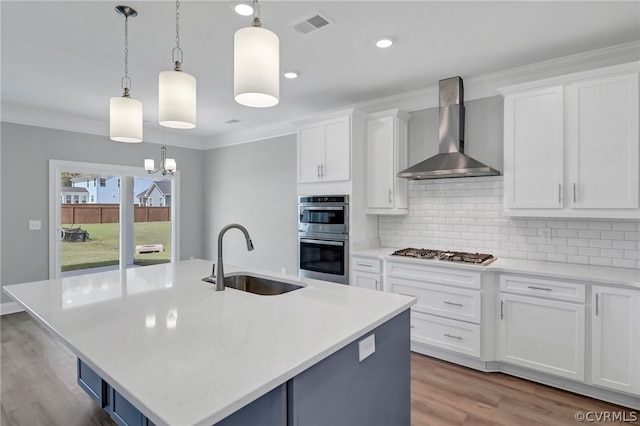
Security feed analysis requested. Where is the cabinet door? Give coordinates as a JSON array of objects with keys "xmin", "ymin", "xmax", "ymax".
[
  {"xmin": 591, "ymin": 286, "xmax": 640, "ymax": 395},
  {"xmin": 503, "ymin": 87, "xmax": 564, "ymax": 209},
  {"xmin": 322, "ymin": 117, "xmax": 351, "ymax": 182},
  {"xmin": 498, "ymin": 293, "xmax": 585, "ymax": 381},
  {"xmin": 566, "ymin": 73, "xmax": 639, "ymax": 209},
  {"xmin": 367, "ymin": 116, "xmax": 395, "ymax": 208},
  {"xmin": 352, "ymin": 270, "xmax": 381, "ymax": 290},
  {"xmin": 298, "ymin": 125, "xmax": 323, "ymax": 183}
]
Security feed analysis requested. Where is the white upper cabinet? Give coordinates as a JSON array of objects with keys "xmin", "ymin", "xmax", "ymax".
[
  {"xmin": 566, "ymin": 74, "xmax": 639, "ymax": 210},
  {"xmin": 500, "ymin": 63, "xmax": 639, "ymax": 219},
  {"xmin": 366, "ymin": 109, "xmax": 411, "ymax": 214},
  {"xmin": 503, "ymin": 87, "xmax": 564, "ymax": 209},
  {"xmin": 298, "ymin": 115, "xmax": 351, "ymax": 183}
]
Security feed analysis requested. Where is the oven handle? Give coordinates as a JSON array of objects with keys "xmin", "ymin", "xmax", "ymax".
[
  {"xmin": 299, "ymin": 238, "xmax": 344, "ymax": 246},
  {"xmin": 300, "ymin": 206, "xmax": 345, "ymax": 211}
]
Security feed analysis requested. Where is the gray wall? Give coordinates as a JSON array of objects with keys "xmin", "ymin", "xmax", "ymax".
[
  {"xmin": 203, "ymin": 134, "xmax": 298, "ymax": 275},
  {"xmin": 0, "ymin": 123, "xmax": 205, "ymax": 302},
  {"xmin": 407, "ymin": 95, "xmax": 504, "ymax": 173}
]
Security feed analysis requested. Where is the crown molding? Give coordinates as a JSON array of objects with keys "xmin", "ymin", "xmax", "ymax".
[{"xmin": 1, "ymin": 104, "xmax": 208, "ymax": 150}]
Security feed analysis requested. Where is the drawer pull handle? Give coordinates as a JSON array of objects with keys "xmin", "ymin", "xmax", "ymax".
[
  {"xmin": 400, "ymin": 293, "xmax": 416, "ymax": 298},
  {"xmin": 357, "ymin": 262, "xmax": 372, "ymax": 268},
  {"xmin": 527, "ymin": 286, "xmax": 552, "ymax": 291},
  {"xmin": 443, "ymin": 301, "xmax": 463, "ymax": 307},
  {"xmin": 443, "ymin": 333, "xmax": 463, "ymax": 340},
  {"xmin": 410, "ymin": 325, "xmax": 416, "ymax": 329},
  {"xmin": 595, "ymin": 293, "xmax": 599, "ymax": 316}
]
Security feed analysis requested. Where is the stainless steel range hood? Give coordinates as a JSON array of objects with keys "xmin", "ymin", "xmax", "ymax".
[{"xmin": 398, "ymin": 76, "xmax": 500, "ymax": 180}]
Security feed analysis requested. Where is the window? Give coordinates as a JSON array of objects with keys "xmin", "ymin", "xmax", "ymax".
[
  {"xmin": 148, "ymin": 198, "xmax": 153, "ymax": 207},
  {"xmin": 65, "ymin": 195, "xmax": 71, "ymax": 203},
  {"xmin": 159, "ymin": 198, "xmax": 164, "ymax": 207},
  {"xmin": 73, "ymin": 195, "xmax": 79, "ymax": 203},
  {"xmin": 91, "ymin": 195, "xmax": 94, "ymax": 202},
  {"xmin": 100, "ymin": 178, "xmax": 106, "ymax": 187},
  {"xmin": 93, "ymin": 178, "xmax": 97, "ymax": 186},
  {"xmin": 117, "ymin": 178, "xmax": 120, "ymax": 188}
]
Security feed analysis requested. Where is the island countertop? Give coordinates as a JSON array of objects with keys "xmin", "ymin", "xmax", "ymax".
[{"xmin": 3, "ymin": 259, "xmax": 415, "ymax": 426}]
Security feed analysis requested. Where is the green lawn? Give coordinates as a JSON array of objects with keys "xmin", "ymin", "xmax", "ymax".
[{"xmin": 61, "ymin": 222, "xmax": 171, "ymax": 271}]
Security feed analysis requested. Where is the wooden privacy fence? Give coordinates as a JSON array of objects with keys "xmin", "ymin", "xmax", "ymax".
[{"xmin": 61, "ymin": 204, "xmax": 170, "ymax": 224}]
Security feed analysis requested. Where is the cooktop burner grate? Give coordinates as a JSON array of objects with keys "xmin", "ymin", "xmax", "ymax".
[{"xmin": 391, "ymin": 248, "xmax": 496, "ymax": 265}]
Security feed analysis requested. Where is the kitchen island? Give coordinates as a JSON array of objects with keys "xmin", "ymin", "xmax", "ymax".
[{"xmin": 3, "ymin": 259, "xmax": 415, "ymax": 426}]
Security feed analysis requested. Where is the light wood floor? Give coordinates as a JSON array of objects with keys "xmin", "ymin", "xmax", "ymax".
[{"xmin": 2, "ymin": 312, "xmax": 638, "ymax": 426}]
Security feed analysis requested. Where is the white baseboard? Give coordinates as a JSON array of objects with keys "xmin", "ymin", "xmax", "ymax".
[{"xmin": 1, "ymin": 301, "xmax": 24, "ymax": 315}]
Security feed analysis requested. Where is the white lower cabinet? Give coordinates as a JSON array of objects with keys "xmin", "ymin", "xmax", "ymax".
[
  {"xmin": 411, "ymin": 311, "xmax": 481, "ymax": 358},
  {"xmin": 498, "ymin": 292, "xmax": 585, "ymax": 381},
  {"xmin": 591, "ymin": 286, "xmax": 640, "ymax": 395},
  {"xmin": 352, "ymin": 271, "xmax": 381, "ymax": 290},
  {"xmin": 387, "ymin": 261, "xmax": 484, "ymax": 359},
  {"xmin": 498, "ymin": 275, "xmax": 586, "ymax": 381},
  {"xmin": 351, "ymin": 255, "xmax": 382, "ymax": 290}
]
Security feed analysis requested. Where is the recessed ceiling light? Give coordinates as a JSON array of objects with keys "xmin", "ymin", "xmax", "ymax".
[
  {"xmin": 233, "ymin": 2, "xmax": 253, "ymax": 16},
  {"xmin": 283, "ymin": 71, "xmax": 300, "ymax": 79},
  {"xmin": 375, "ymin": 36, "xmax": 395, "ymax": 49}
]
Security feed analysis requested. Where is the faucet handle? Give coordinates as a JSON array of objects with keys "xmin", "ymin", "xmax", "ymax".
[{"xmin": 210, "ymin": 263, "xmax": 216, "ymax": 279}]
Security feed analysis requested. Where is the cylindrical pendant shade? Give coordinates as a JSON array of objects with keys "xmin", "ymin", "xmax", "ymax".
[
  {"xmin": 159, "ymin": 70, "xmax": 197, "ymax": 129},
  {"xmin": 234, "ymin": 26, "xmax": 279, "ymax": 108},
  {"xmin": 110, "ymin": 96, "xmax": 143, "ymax": 142}
]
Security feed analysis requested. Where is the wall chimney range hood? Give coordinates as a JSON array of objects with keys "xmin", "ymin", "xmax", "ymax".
[{"xmin": 398, "ymin": 76, "xmax": 500, "ymax": 180}]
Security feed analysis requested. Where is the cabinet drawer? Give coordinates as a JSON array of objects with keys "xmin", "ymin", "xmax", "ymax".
[
  {"xmin": 500, "ymin": 275, "xmax": 585, "ymax": 303},
  {"xmin": 411, "ymin": 312, "xmax": 481, "ymax": 358},
  {"xmin": 78, "ymin": 359, "xmax": 106, "ymax": 408},
  {"xmin": 390, "ymin": 277, "xmax": 481, "ymax": 323},
  {"xmin": 353, "ymin": 257, "xmax": 382, "ymax": 274},
  {"xmin": 387, "ymin": 261, "xmax": 481, "ymax": 289}
]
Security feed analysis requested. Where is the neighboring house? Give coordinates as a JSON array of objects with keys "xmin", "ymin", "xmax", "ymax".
[
  {"xmin": 60, "ymin": 186, "xmax": 89, "ymax": 204},
  {"xmin": 137, "ymin": 180, "xmax": 172, "ymax": 207},
  {"xmin": 69, "ymin": 174, "xmax": 156, "ymax": 205}
]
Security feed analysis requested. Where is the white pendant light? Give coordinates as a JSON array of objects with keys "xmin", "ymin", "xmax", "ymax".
[
  {"xmin": 234, "ymin": 0, "xmax": 279, "ymax": 108},
  {"xmin": 159, "ymin": 0, "xmax": 196, "ymax": 129},
  {"xmin": 110, "ymin": 5, "xmax": 143, "ymax": 143}
]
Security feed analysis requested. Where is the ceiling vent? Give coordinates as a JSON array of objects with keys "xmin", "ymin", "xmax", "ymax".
[{"xmin": 290, "ymin": 12, "xmax": 330, "ymax": 35}]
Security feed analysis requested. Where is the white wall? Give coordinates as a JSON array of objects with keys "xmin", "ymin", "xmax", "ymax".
[
  {"xmin": 203, "ymin": 134, "xmax": 298, "ymax": 275},
  {"xmin": 0, "ymin": 123, "xmax": 205, "ymax": 302}
]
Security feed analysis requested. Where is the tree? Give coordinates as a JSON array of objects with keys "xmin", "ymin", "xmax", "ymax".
[{"xmin": 61, "ymin": 172, "xmax": 81, "ymax": 187}]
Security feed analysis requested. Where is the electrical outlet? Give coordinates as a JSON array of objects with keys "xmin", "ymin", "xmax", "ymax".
[
  {"xmin": 281, "ymin": 267, "xmax": 287, "ymax": 274},
  {"xmin": 28, "ymin": 220, "xmax": 41, "ymax": 231},
  {"xmin": 358, "ymin": 334, "xmax": 375, "ymax": 362},
  {"xmin": 539, "ymin": 227, "xmax": 551, "ymax": 243}
]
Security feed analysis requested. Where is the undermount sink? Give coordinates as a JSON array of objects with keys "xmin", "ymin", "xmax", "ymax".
[{"xmin": 202, "ymin": 274, "xmax": 303, "ymax": 295}]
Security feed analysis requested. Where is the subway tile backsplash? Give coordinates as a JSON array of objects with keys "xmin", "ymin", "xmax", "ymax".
[{"xmin": 378, "ymin": 177, "xmax": 640, "ymax": 269}]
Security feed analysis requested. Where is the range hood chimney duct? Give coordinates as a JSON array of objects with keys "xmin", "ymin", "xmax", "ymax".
[{"xmin": 398, "ymin": 76, "xmax": 500, "ymax": 180}]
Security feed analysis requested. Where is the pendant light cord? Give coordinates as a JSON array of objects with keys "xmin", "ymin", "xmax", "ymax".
[
  {"xmin": 252, "ymin": 0, "xmax": 262, "ymax": 27},
  {"xmin": 121, "ymin": 14, "xmax": 132, "ymax": 96},
  {"xmin": 172, "ymin": 0, "xmax": 183, "ymax": 71}
]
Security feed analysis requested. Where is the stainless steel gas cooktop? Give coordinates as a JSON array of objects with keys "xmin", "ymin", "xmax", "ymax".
[{"xmin": 390, "ymin": 248, "xmax": 496, "ymax": 266}]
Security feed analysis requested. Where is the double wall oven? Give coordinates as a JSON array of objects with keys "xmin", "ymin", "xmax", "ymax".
[{"xmin": 298, "ymin": 195, "xmax": 349, "ymax": 284}]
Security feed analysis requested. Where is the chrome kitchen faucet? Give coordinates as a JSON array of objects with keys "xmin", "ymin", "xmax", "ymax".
[{"xmin": 214, "ymin": 224, "xmax": 254, "ymax": 291}]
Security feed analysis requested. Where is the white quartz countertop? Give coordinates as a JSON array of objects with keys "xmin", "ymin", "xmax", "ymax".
[
  {"xmin": 3, "ymin": 260, "xmax": 415, "ymax": 426},
  {"xmin": 354, "ymin": 247, "xmax": 640, "ymax": 289}
]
